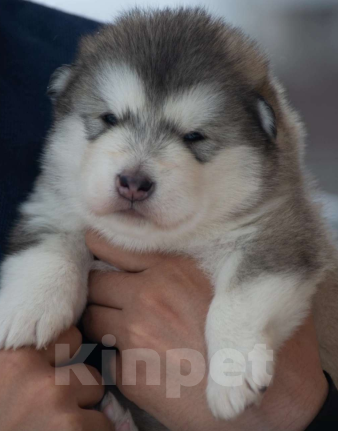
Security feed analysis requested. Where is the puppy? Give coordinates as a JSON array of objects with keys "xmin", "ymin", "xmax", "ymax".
[{"xmin": 1, "ymin": 8, "xmax": 338, "ymax": 429}]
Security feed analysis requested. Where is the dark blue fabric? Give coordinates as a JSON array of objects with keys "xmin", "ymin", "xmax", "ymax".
[
  {"xmin": 306, "ymin": 372, "xmax": 338, "ymax": 431},
  {"xmin": 0, "ymin": 0, "xmax": 99, "ymax": 261}
]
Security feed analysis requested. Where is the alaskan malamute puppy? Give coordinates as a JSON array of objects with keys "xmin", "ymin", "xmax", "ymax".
[{"xmin": 0, "ymin": 8, "xmax": 337, "ymax": 429}]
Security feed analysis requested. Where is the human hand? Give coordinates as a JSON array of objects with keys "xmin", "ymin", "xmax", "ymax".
[
  {"xmin": 83, "ymin": 232, "xmax": 328, "ymax": 431},
  {"xmin": 0, "ymin": 326, "xmax": 114, "ymax": 431}
]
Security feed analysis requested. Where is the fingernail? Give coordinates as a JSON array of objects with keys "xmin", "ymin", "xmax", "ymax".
[
  {"xmin": 117, "ymin": 419, "xmax": 130, "ymax": 431},
  {"xmin": 103, "ymin": 403, "xmax": 114, "ymax": 421}
]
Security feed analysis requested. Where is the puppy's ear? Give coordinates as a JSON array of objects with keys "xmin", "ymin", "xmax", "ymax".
[
  {"xmin": 47, "ymin": 65, "xmax": 72, "ymax": 102},
  {"xmin": 256, "ymin": 96, "xmax": 277, "ymax": 139}
]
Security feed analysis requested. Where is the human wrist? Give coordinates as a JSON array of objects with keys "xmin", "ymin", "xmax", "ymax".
[
  {"xmin": 249, "ymin": 317, "xmax": 329, "ymax": 431},
  {"xmin": 170, "ymin": 329, "xmax": 329, "ymax": 431},
  {"xmin": 245, "ymin": 359, "xmax": 329, "ymax": 431},
  {"xmin": 266, "ymin": 369, "xmax": 328, "ymax": 431}
]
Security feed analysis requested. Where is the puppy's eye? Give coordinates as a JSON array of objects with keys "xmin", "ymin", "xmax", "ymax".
[
  {"xmin": 101, "ymin": 113, "xmax": 118, "ymax": 126},
  {"xmin": 183, "ymin": 132, "xmax": 205, "ymax": 143}
]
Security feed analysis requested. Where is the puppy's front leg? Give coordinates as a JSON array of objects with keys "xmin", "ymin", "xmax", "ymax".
[
  {"xmin": 0, "ymin": 232, "xmax": 92, "ymax": 349},
  {"xmin": 205, "ymin": 265, "xmax": 316, "ymax": 420}
]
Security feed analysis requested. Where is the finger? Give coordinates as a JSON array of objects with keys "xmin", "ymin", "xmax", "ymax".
[
  {"xmin": 86, "ymin": 231, "xmax": 165, "ymax": 272},
  {"xmin": 44, "ymin": 326, "xmax": 83, "ymax": 366},
  {"xmin": 56, "ymin": 363, "xmax": 105, "ymax": 407},
  {"xmin": 82, "ymin": 305, "xmax": 125, "ymax": 348},
  {"xmin": 88, "ymin": 270, "xmax": 145, "ymax": 309},
  {"xmin": 81, "ymin": 410, "xmax": 115, "ymax": 431}
]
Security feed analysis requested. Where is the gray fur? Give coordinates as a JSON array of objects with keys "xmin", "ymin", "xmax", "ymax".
[
  {"xmin": 2, "ymin": 7, "xmax": 338, "ymax": 430},
  {"xmin": 51, "ymin": 8, "xmax": 277, "ymax": 164},
  {"xmin": 7, "ymin": 216, "xmax": 42, "ymax": 254},
  {"xmin": 48, "ymin": 7, "xmax": 337, "ymax": 426}
]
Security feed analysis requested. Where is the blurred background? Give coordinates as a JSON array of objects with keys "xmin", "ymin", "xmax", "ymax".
[{"xmin": 31, "ymin": 0, "xmax": 338, "ymax": 196}]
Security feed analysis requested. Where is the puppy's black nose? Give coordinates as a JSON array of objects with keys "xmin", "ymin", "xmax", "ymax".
[{"xmin": 116, "ymin": 172, "xmax": 155, "ymax": 202}]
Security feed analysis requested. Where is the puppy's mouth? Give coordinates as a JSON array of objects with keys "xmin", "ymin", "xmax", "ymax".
[
  {"xmin": 113, "ymin": 201, "xmax": 168, "ymax": 228},
  {"xmin": 116, "ymin": 207, "xmax": 146, "ymax": 220}
]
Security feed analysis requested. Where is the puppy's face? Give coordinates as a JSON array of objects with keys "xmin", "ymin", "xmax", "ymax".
[{"xmin": 48, "ymin": 10, "xmax": 278, "ymax": 244}]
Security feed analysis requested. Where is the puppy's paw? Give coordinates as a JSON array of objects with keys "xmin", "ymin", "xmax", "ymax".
[
  {"xmin": 207, "ymin": 343, "xmax": 273, "ymax": 420},
  {"xmin": 101, "ymin": 392, "xmax": 139, "ymax": 431},
  {"xmin": 0, "ymin": 250, "xmax": 87, "ymax": 349},
  {"xmin": 0, "ymin": 293, "xmax": 78, "ymax": 350}
]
